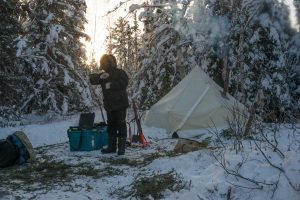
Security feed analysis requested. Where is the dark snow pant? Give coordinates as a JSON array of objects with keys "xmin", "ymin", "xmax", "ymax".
[{"xmin": 106, "ymin": 109, "xmax": 127, "ymax": 151}]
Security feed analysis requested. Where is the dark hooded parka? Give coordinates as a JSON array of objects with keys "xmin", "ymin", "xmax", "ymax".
[
  {"xmin": 89, "ymin": 54, "xmax": 129, "ymax": 155},
  {"xmin": 90, "ymin": 54, "xmax": 129, "ymax": 111}
]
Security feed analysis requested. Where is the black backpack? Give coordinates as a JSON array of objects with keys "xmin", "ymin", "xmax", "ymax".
[{"xmin": 0, "ymin": 139, "xmax": 18, "ymax": 168}]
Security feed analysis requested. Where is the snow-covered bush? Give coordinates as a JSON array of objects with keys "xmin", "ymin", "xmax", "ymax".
[{"xmin": 1, "ymin": 0, "xmax": 95, "ymax": 122}]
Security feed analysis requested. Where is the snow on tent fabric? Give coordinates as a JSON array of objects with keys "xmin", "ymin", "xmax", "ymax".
[{"xmin": 144, "ymin": 67, "xmax": 247, "ymax": 135}]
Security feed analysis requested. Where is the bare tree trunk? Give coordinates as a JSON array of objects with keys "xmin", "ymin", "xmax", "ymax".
[
  {"xmin": 172, "ymin": 0, "xmax": 192, "ymax": 86},
  {"xmin": 220, "ymin": 0, "xmax": 232, "ymax": 14},
  {"xmin": 227, "ymin": 186, "xmax": 232, "ymax": 200},
  {"xmin": 173, "ymin": 34, "xmax": 185, "ymax": 86},
  {"xmin": 223, "ymin": 51, "xmax": 230, "ymax": 96},
  {"xmin": 244, "ymin": 89, "xmax": 264, "ymax": 136}
]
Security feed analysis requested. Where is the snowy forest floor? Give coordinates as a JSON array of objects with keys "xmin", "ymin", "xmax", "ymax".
[{"xmin": 0, "ymin": 111, "xmax": 300, "ymax": 200}]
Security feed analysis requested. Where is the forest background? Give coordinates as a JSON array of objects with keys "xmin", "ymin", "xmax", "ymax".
[{"xmin": 1, "ymin": 0, "xmax": 299, "ymax": 126}]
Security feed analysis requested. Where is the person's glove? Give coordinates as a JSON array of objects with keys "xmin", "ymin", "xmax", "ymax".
[
  {"xmin": 105, "ymin": 82, "xmax": 111, "ymax": 89},
  {"xmin": 90, "ymin": 73, "xmax": 100, "ymax": 85},
  {"xmin": 100, "ymin": 72, "xmax": 109, "ymax": 79}
]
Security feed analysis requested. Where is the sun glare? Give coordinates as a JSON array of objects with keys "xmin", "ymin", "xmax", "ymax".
[
  {"xmin": 84, "ymin": 0, "xmax": 142, "ymax": 66},
  {"xmin": 84, "ymin": 0, "xmax": 110, "ymax": 65},
  {"xmin": 282, "ymin": 0, "xmax": 300, "ymax": 31}
]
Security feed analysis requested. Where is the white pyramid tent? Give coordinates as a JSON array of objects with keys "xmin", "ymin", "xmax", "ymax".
[{"xmin": 144, "ymin": 67, "xmax": 247, "ymax": 134}]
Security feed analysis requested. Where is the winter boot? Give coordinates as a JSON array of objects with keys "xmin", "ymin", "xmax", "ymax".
[
  {"xmin": 117, "ymin": 137, "xmax": 126, "ymax": 155},
  {"xmin": 101, "ymin": 135, "xmax": 116, "ymax": 154}
]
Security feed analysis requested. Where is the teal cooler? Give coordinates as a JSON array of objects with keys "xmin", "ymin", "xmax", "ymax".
[
  {"xmin": 95, "ymin": 125, "xmax": 108, "ymax": 149},
  {"xmin": 67, "ymin": 126, "xmax": 108, "ymax": 151},
  {"xmin": 67, "ymin": 127, "xmax": 82, "ymax": 151}
]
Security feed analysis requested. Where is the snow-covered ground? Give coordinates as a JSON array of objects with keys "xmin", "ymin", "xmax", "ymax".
[{"xmin": 0, "ymin": 111, "xmax": 300, "ymax": 200}]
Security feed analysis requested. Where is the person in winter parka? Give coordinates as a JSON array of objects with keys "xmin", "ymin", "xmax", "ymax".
[{"xmin": 90, "ymin": 54, "xmax": 129, "ymax": 155}]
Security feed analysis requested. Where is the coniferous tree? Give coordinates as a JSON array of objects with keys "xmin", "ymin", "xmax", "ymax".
[
  {"xmin": 134, "ymin": 0, "xmax": 194, "ymax": 109},
  {"xmin": 0, "ymin": 0, "xmax": 27, "ymax": 122},
  {"xmin": 132, "ymin": 0, "xmax": 299, "ymax": 121},
  {"xmin": 108, "ymin": 17, "xmax": 131, "ymax": 70},
  {"xmin": 134, "ymin": 3, "xmax": 176, "ymax": 109},
  {"xmin": 132, "ymin": 12, "xmax": 141, "ymax": 72},
  {"xmin": 0, "ymin": 0, "xmax": 21, "ymax": 74},
  {"xmin": 286, "ymin": 33, "xmax": 300, "ymax": 119},
  {"xmin": 197, "ymin": 0, "xmax": 296, "ymax": 121},
  {"xmin": 286, "ymin": 0, "xmax": 300, "ymax": 118},
  {"xmin": 16, "ymin": 0, "xmax": 93, "ymax": 115},
  {"xmin": 228, "ymin": 0, "xmax": 294, "ymax": 121},
  {"xmin": 106, "ymin": 15, "xmax": 142, "ymax": 98}
]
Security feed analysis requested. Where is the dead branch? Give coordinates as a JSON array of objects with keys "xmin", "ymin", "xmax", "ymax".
[
  {"xmin": 225, "ymin": 180, "xmax": 263, "ymax": 190},
  {"xmin": 212, "ymin": 153, "xmax": 264, "ymax": 188},
  {"xmin": 258, "ymin": 128, "xmax": 285, "ymax": 159},
  {"xmin": 253, "ymin": 140, "xmax": 285, "ymax": 173},
  {"xmin": 272, "ymin": 124, "xmax": 280, "ymax": 150},
  {"xmin": 226, "ymin": 186, "xmax": 231, "ymax": 200},
  {"xmin": 225, "ymin": 103, "xmax": 248, "ymax": 153},
  {"xmin": 284, "ymin": 174, "xmax": 300, "ymax": 191},
  {"xmin": 271, "ymin": 172, "xmax": 282, "ymax": 199},
  {"xmin": 223, "ymin": 50, "xmax": 230, "ymax": 96},
  {"xmin": 244, "ymin": 89, "xmax": 264, "ymax": 136},
  {"xmin": 207, "ymin": 119, "xmax": 226, "ymax": 149},
  {"xmin": 103, "ymin": 0, "xmax": 132, "ymax": 17}
]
